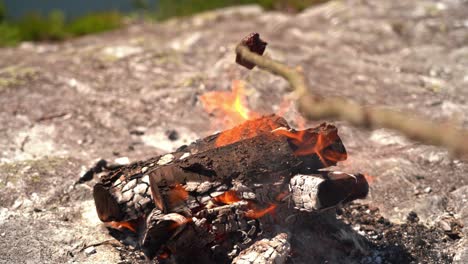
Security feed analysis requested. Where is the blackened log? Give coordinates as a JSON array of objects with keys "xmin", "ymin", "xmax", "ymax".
[
  {"xmin": 150, "ymin": 124, "xmax": 347, "ymax": 213},
  {"xmin": 93, "ymin": 114, "xmax": 288, "ymax": 222}
]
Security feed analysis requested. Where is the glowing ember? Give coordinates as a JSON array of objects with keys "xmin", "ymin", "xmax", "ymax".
[
  {"xmin": 213, "ymin": 190, "xmax": 242, "ymax": 204},
  {"xmin": 272, "ymin": 128, "xmax": 346, "ymax": 167},
  {"xmin": 213, "ymin": 191, "xmax": 276, "ymax": 219},
  {"xmin": 215, "ymin": 118, "xmax": 280, "ymax": 147},
  {"xmin": 275, "ymin": 191, "xmax": 290, "ymax": 202},
  {"xmin": 246, "ymin": 204, "xmax": 277, "ymax": 219},
  {"xmin": 168, "ymin": 184, "xmax": 189, "ymax": 204},
  {"xmin": 158, "ymin": 251, "xmax": 170, "ymax": 259},
  {"xmin": 169, "ymin": 217, "xmax": 193, "ymax": 230},
  {"xmin": 106, "ymin": 220, "xmax": 138, "ymax": 233}
]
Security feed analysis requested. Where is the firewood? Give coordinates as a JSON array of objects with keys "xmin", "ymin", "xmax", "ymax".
[
  {"xmin": 150, "ymin": 124, "xmax": 347, "ymax": 213},
  {"xmin": 289, "ymin": 172, "xmax": 369, "ymax": 212},
  {"xmin": 93, "ymin": 114, "xmax": 289, "ymax": 222},
  {"xmin": 139, "ymin": 171, "xmax": 369, "ymax": 260},
  {"xmin": 142, "ymin": 200, "xmax": 262, "ymax": 261}
]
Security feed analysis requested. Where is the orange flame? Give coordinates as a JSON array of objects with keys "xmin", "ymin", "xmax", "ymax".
[
  {"xmin": 200, "ymin": 80, "xmax": 256, "ymax": 127},
  {"xmin": 168, "ymin": 184, "xmax": 189, "ymax": 205},
  {"xmin": 106, "ymin": 220, "xmax": 138, "ymax": 233},
  {"xmin": 245, "ymin": 204, "xmax": 277, "ymax": 219},
  {"xmin": 213, "ymin": 190, "xmax": 241, "ymax": 204},
  {"xmin": 215, "ymin": 118, "xmax": 281, "ymax": 147},
  {"xmin": 213, "ymin": 191, "xmax": 276, "ymax": 219},
  {"xmin": 273, "ymin": 129, "xmax": 346, "ymax": 167}
]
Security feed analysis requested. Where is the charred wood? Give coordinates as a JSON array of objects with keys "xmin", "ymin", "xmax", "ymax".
[
  {"xmin": 150, "ymin": 124, "xmax": 346, "ymax": 213},
  {"xmin": 93, "ymin": 115, "xmax": 289, "ymax": 222}
]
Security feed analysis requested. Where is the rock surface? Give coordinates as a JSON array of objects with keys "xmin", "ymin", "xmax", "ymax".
[{"xmin": 0, "ymin": 0, "xmax": 467, "ymax": 263}]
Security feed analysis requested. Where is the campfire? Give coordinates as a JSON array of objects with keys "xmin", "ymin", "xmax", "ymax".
[{"xmin": 91, "ymin": 33, "xmax": 370, "ymax": 263}]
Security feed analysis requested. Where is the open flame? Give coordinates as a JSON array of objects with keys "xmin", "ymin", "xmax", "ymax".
[
  {"xmin": 106, "ymin": 220, "xmax": 138, "ymax": 233},
  {"xmin": 213, "ymin": 190, "xmax": 242, "ymax": 204},
  {"xmin": 168, "ymin": 184, "xmax": 189, "ymax": 205},
  {"xmin": 168, "ymin": 217, "xmax": 193, "ymax": 231},
  {"xmin": 245, "ymin": 204, "xmax": 277, "ymax": 219},
  {"xmin": 213, "ymin": 191, "xmax": 276, "ymax": 219},
  {"xmin": 200, "ymin": 80, "xmax": 256, "ymax": 130},
  {"xmin": 200, "ymin": 80, "xmax": 267, "ymax": 147},
  {"xmin": 273, "ymin": 128, "xmax": 346, "ymax": 167}
]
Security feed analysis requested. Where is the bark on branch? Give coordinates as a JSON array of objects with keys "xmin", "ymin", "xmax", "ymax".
[{"xmin": 235, "ymin": 40, "xmax": 468, "ymax": 157}]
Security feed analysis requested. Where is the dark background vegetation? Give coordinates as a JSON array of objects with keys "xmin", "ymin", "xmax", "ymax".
[{"xmin": 0, "ymin": 0, "xmax": 326, "ymax": 46}]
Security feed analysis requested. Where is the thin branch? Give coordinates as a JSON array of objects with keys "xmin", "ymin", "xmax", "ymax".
[{"xmin": 235, "ymin": 43, "xmax": 468, "ymax": 157}]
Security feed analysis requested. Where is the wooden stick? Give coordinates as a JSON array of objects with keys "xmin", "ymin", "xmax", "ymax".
[{"xmin": 235, "ymin": 35, "xmax": 468, "ymax": 157}]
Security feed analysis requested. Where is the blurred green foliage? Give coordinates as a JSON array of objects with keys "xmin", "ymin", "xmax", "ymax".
[
  {"xmin": 0, "ymin": 0, "xmax": 5, "ymax": 22},
  {"xmin": 66, "ymin": 11, "xmax": 123, "ymax": 36},
  {"xmin": 0, "ymin": 0, "xmax": 327, "ymax": 47},
  {"xmin": 155, "ymin": 0, "xmax": 328, "ymax": 20},
  {"xmin": 0, "ymin": 8, "xmax": 123, "ymax": 46}
]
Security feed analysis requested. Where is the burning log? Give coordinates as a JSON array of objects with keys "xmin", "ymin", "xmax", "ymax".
[
  {"xmin": 90, "ymin": 115, "xmax": 370, "ymax": 263},
  {"xmin": 149, "ymin": 123, "xmax": 347, "ymax": 213},
  {"xmin": 184, "ymin": 114, "xmax": 290, "ymax": 152},
  {"xmin": 232, "ymin": 233, "xmax": 290, "ymax": 264},
  {"xmin": 93, "ymin": 117, "xmax": 346, "ymax": 222},
  {"xmin": 93, "ymin": 114, "xmax": 291, "ymax": 222}
]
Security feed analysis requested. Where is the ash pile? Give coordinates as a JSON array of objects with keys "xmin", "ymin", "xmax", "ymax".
[{"xmin": 91, "ymin": 114, "xmax": 369, "ymax": 263}]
